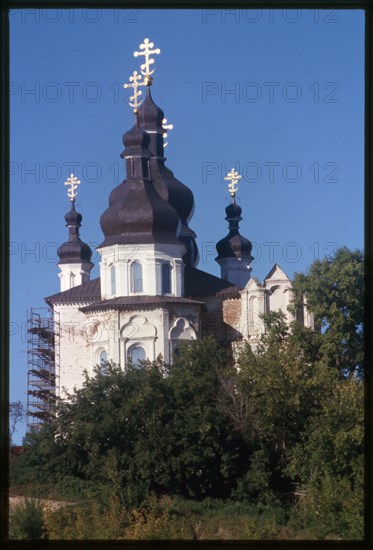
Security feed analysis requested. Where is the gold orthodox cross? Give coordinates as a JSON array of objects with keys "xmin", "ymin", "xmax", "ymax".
[
  {"xmin": 64, "ymin": 173, "xmax": 80, "ymax": 202},
  {"xmin": 162, "ymin": 118, "xmax": 173, "ymax": 148},
  {"xmin": 224, "ymin": 168, "xmax": 241, "ymax": 199},
  {"xmin": 123, "ymin": 70, "xmax": 145, "ymax": 112},
  {"xmin": 134, "ymin": 38, "xmax": 160, "ymax": 84}
]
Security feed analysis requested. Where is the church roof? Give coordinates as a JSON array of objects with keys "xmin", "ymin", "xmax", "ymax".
[
  {"xmin": 45, "ymin": 277, "xmax": 101, "ymax": 304},
  {"xmin": 45, "ymin": 267, "xmax": 238, "ymax": 305},
  {"xmin": 79, "ymin": 295, "xmax": 204, "ymax": 313},
  {"xmin": 184, "ymin": 267, "xmax": 237, "ymax": 297}
]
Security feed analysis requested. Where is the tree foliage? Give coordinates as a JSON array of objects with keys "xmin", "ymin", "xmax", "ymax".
[
  {"xmin": 291, "ymin": 247, "xmax": 364, "ymax": 375},
  {"xmin": 9, "ymin": 400, "xmax": 26, "ymax": 445},
  {"xmin": 12, "ymin": 339, "xmax": 247, "ymax": 506}
]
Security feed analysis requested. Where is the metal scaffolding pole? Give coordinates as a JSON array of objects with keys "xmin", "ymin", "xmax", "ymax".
[{"xmin": 26, "ymin": 307, "xmax": 60, "ymax": 430}]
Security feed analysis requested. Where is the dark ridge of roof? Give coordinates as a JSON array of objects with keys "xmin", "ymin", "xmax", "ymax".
[
  {"xmin": 79, "ymin": 295, "xmax": 204, "ymax": 313},
  {"xmin": 45, "ymin": 277, "xmax": 101, "ymax": 304},
  {"xmin": 184, "ymin": 267, "xmax": 237, "ymax": 297},
  {"xmin": 216, "ymin": 286, "xmax": 241, "ymax": 297}
]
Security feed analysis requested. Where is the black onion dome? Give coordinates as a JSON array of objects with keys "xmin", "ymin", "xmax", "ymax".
[
  {"xmin": 137, "ymin": 88, "xmax": 195, "ymax": 222},
  {"xmin": 99, "ymin": 179, "xmax": 181, "ymax": 247},
  {"xmin": 216, "ymin": 201, "xmax": 253, "ymax": 261},
  {"xmin": 64, "ymin": 206, "xmax": 82, "ymax": 225},
  {"xmin": 225, "ymin": 202, "xmax": 242, "ymax": 219},
  {"xmin": 57, "ymin": 202, "xmax": 93, "ymax": 264},
  {"xmin": 152, "ymin": 163, "xmax": 195, "ymax": 224},
  {"xmin": 216, "ymin": 233, "xmax": 253, "ymax": 260},
  {"xmin": 137, "ymin": 86, "xmax": 164, "ymax": 130},
  {"xmin": 99, "ymin": 121, "xmax": 181, "ymax": 248},
  {"xmin": 122, "ymin": 122, "xmax": 151, "ymax": 155}
]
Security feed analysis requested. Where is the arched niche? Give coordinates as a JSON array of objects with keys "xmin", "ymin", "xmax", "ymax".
[
  {"xmin": 121, "ymin": 315, "xmax": 157, "ymax": 367},
  {"xmin": 120, "ymin": 314, "xmax": 157, "ymax": 340},
  {"xmin": 169, "ymin": 317, "xmax": 196, "ymax": 340}
]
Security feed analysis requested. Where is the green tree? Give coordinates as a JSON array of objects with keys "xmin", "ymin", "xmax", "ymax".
[
  {"xmin": 291, "ymin": 247, "xmax": 364, "ymax": 376},
  {"xmin": 11, "ymin": 341, "xmax": 247, "ymax": 505},
  {"xmin": 286, "ymin": 375, "xmax": 364, "ymax": 538},
  {"xmin": 9, "ymin": 400, "xmax": 26, "ymax": 446},
  {"xmin": 164, "ymin": 338, "xmax": 248, "ymax": 499},
  {"xmin": 227, "ymin": 312, "xmax": 337, "ymax": 505}
]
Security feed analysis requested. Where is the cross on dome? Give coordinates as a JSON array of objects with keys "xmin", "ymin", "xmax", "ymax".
[
  {"xmin": 134, "ymin": 38, "xmax": 160, "ymax": 85},
  {"xmin": 162, "ymin": 118, "xmax": 173, "ymax": 148},
  {"xmin": 64, "ymin": 174, "xmax": 80, "ymax": 202},
  {"xmin": 123, "ymin": 70, "xmax": 146, "ymax": 112},
  {"xmin": 224, "ymin": 168, "xmax": 241, "ymax": 201}
]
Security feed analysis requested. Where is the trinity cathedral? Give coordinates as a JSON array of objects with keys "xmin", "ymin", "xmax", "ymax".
[{"xmin": 27, "ymin": 39, "xmax": 313, "ymax": 424}]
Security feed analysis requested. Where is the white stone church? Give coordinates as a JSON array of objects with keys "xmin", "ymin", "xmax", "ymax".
[{"xmin": 39, "ymin": 40, "xmax": 313, "ymax": 403}]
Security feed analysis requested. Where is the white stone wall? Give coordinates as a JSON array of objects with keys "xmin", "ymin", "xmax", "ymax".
[
  {"xmin": 58, "ymin": 262, "xmax": 93, "ymax": 292},
  {"xmin": 263, "ymin": 265, "xmax": 294, "ymax": 325},
  {"xmin": 97, "ymin": 243, "xmax": 186, "ymax": 299},
  {"xmin": 237, "ymin": 264, "xmax": 302, "ymax": 346},
  {"xmin": 240, "ymin": 278, "xmax": 266, "ymax": 339},
  {"xmin": 55, "ymin": 301, "xmax": 200, "ymax": 398},
  {"xmin": 53, "ymin": 302, "xmax": 96, "ymax": 399}
]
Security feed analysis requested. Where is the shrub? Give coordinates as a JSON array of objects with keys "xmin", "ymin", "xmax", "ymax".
[
  {"xmin": 44, "ymin": 496, "xmax": 129, "ymax": 540},
  {"xmin": 9, "ymin": 499, "xmax": 46, "ymax": 540}
]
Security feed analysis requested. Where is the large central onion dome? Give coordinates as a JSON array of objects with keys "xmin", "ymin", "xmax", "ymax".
[{"xmin": 99, "ymin": 118, "xmax": 181, "ymax": 248}]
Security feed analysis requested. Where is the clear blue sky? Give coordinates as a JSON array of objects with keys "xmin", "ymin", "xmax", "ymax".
[{"xmin": 10, "ymin": 8, "xmax": 364, "ymax": 443}]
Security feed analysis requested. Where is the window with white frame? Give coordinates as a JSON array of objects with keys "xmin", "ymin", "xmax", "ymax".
[
  {"xmin": 130, "ymin": 345, "xmax": 146, "ymax": 366},
  {"xmin": 110, "ymin": 265, "xmax": 116, "ymax": 295},
  {"xmin": 131, "ymin": 261, "xmax": 143, "ymax": 293}
]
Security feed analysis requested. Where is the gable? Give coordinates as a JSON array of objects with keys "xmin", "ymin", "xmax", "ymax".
[{"xmin": 264, "ymin": 264, "xmax": 290, "ymax": 283}]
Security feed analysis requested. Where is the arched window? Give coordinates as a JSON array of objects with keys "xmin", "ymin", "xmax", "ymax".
[
  {"xmin": 99, "ymin": 350, "xmax": 108, "ymax": 365},
  {"xmin": 131, "ymin": 262, "xmax": 143, "ymax": 293},
  {"xmin": 69, "ymin": 272, "xmax": 75, "ymax": 288},
  {"xmin": 110, "ymin": 265, "xmax": 116, "ymax": 295},
  {"xmin": 130, "ymin": 346, "xmax": 146, "ymax": 366},
  {"xmin": 161, "ymin": 263, "xmax": 171, "ymax": 294}
]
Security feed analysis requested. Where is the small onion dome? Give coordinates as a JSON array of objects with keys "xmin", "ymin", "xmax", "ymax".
[
  {"xmin": 99, "ymin": 122, "xmax": 181, "ymax": 248},
  {"xmin": 64, "ymin": 204, "xmax": 82, "ymax": 226},
  {"xmin": 137, "ymin": 86, "xmax": 165, "ymax": 130},
  {"xmin": 225, "ymin": 201, "xmax": 242, "ymax": 220},
  {"xmin": 216, "ymin": 201, "xmax": 253, "ymax": 261},
  {"xmin": 122, "ymin": 121, "xmax": 152, "ymax": 157},
  {"xmin": 57, "ymin": 202, "xmax": 93, "ymax": 264}
]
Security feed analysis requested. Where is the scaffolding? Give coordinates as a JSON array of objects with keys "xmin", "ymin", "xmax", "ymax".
[{"xmin": 27, "ymin": 307, "xmax": 60, "ymax": 430}]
